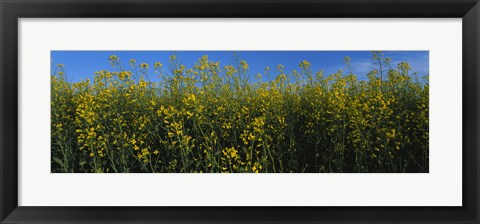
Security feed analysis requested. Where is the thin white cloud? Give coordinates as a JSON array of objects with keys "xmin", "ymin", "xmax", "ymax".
[{"xmin": 349, "ymin": 60, "xmax": 375, "ymax": 79}]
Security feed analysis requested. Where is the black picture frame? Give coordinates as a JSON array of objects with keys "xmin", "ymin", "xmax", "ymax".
[{"xmin": 1, "ymin": 0, "xmax": 479, "ymax": 223}]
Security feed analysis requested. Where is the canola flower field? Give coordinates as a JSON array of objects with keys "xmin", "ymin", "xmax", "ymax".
[{"xmin": 51, "ymin": 52, "xmax": 428, "ymax": 173}]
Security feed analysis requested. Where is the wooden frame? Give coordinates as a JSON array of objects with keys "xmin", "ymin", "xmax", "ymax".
[{"xmin": 1, "ymin": 0, "xmax": 479, "ymax": 223}]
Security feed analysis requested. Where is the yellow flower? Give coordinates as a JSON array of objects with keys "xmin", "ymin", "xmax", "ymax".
[
  {"xmin": 154, "ymin": 62, "xmax": 162, "ymax": 68},
  {"xmin": 386, "ymin": 129, "xmax": 396, "ymax": 139},
  {"xmin": 140, "ymin": 63, "xmax": 149, "ymax": 69}
]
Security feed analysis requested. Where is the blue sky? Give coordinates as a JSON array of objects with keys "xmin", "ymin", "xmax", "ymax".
[{"xmin": 51, "ymin": 51, "xmax": 429, "ymax": 83}]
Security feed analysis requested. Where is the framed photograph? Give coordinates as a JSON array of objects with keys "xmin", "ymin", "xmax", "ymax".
[{"xmin": 1, "ymin": 0, "xmax": 479, "ymax": 223}]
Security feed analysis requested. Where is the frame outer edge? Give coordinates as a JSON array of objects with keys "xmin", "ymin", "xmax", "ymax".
[
  {"xmin": 472, "ymin": 2, "xmax": 479, "ymax": 223},
  {"xmin": 463, "ymin": 2, "xmax": 480, "ymax": 223},
  {"xmin": 0, "ymin": 1, "xmax": 19, "ymax": 223},
  {"xmin": 0, "ymin": 0, "xmax": 6, "ymax": 222},
  {"xmin": 0, "ymin": 0, "xmax": 2, "ymax": 219},
  {"xmin": 476, "ymin": 3, "xmax": 480, "ymax": 222},
  {"xmin": 1, "ymin": 0, "xmax": 480, "ymax": 223}
]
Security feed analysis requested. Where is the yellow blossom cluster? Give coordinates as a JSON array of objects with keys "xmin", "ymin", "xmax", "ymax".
[{"xmin": 51, "ymin": 53, "xmax": 428, "ymax": 173}]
